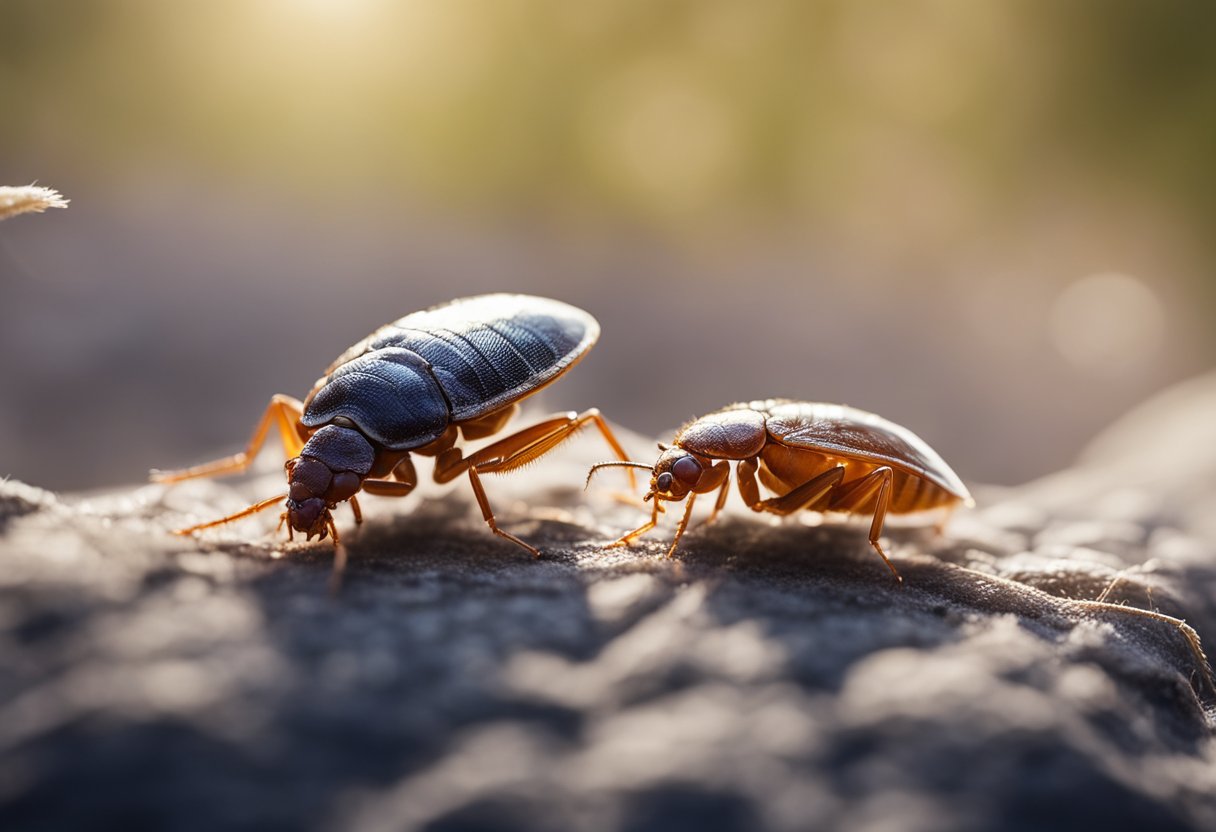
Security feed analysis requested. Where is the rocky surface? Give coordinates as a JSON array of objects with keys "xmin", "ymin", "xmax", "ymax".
[{"xmin": 3, "ymin": 376, "xmax": 1216, "ymax": 831}]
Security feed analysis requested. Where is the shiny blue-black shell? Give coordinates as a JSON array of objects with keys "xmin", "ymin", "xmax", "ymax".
[{"xmin": 300, "ymin": 294, "xmax": 599, "ymax": 451}]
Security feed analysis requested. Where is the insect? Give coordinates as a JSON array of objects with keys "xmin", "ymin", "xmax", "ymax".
[
  {"xmin": 587, "ymin": 399, "xmax": 973, "ymax": 581},
  {"xmin": 154, "ymin": 294, "xmax": 634, "ymax": 567}
]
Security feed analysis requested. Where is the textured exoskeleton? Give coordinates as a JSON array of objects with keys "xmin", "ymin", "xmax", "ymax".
[
  {"xmin": 155, "ymin": 294, "xmax": 633, "ymax": 572},
  {"xmin": 589, "ymin": 399, "xmax": 973, "ymax": 581}
]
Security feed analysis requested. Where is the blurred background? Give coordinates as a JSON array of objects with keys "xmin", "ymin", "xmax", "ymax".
[{"xmin": 1, "ymin": 0, "xmax": 1213, "ymax": 491}]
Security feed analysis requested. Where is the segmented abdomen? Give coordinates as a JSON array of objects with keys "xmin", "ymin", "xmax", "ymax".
[
  {"xmin": 302, "ymin": 294, "xmax": 599, "ymax": 451},
  {"xmin": 759, "ymin": 443, "xmax": 960, "ymax": 514}
]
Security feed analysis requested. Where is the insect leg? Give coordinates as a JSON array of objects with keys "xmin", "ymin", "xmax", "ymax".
[
  {"xmin": 612, "ymin": 464, "xmax": 724, "ymax": 554},
  {"xmin": 430, "ymin": 410, "xmax": 635, "ymax": 557},
  {"xmin": 749, "ymin": 466, "xmax": 847, "ymax": 515},
  {"xmin": 665, "ymin": 492, "xmax": 700, "ymax": 559},
  {"xmin": 433, "ymin": 409, "xmax": 633, "ymax": 485},
  {"xmin": 699, "ymin": 462, "xmax": 733, "ymax": 526},
  {"xmin": 346, "ymin": 478, "xmax": 416, "ymax": 531},
  {"xmin": 827, "ymin": 467, "xmax": 901, "ymax": 583},
  {"xmin": 606, "ymin": 498, "xmax": 662, "ymax": 548},
  {"xmin": 1066, "ymin": 591, "xmax": 1216, "ymax": 704},
  {"xmin": 460, "ymin": 407, "xmax": 640, "ymax": 489},
  {"xmin": 392, "ymin": 455, "xmax": 418, "ymax": 486},
  {"xmin": 457, "ymin": 404, "xmax": 518, "ymax": 441},
  {"xmin": 360, "ymin": 480, "xmax": 418, "ymax": 497},
  {"xmin": 339, "ymin": 456, "xmax": 420, "ymax": 522},
  {"xmin": 467, "ymin": 467, "xmax": 541, "ymax": 558},
  {"xmin": 584, "ymin": 410, "xmax": 640, "ymax": 491},
  {"xmin": 736, "ymin": 457, "xmax": 762, "ymax": 506},
  {"xmin": 475, "ymin": 409, "xmax": 637, "ymax": 489},
  {"xmin": 410, "ymin": 426, "xmax": 459, "ymax": 459},
  {"xmin": 151, "ymin": 394, "xmax": 306, "ymax": 483}
]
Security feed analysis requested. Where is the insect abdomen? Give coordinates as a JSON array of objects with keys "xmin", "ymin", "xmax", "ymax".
[
  {"xmin": 760, "ymin": 444, "xmax": 957, "ymax": 514},
  {"xmin": 887, "ymin": 469, "xmax": 956, "ymax": 513},
  {"xmin": 303, "ymin": 294, "xmax": 599, "ymax": 452},
  {"xmin": 363, "ymin": 295, "xmax": 597, "ymax": 421}
]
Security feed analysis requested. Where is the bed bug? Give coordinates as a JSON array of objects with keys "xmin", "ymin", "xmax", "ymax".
[
  {"xmin": 154, "ymin": 294, "xmax": 635, "ymax": 570},
  {"xmin": 587, "ymin": 399, "xmax": 973, "ymax": 581}
]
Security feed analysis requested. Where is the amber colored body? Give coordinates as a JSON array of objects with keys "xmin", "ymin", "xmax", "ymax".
[
  {"xmin": 588, "ymin": 402, "xmax": 1216, "ymax": 700},
  {"xmin": 751, "ymin": 403, "xmax": 965, "ymax": 515},
  {"xmin": 591, "ymin": 399, "xmax": 973, "ymax": 581}
]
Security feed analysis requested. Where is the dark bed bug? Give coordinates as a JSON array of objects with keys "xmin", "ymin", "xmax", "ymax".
[
  {"xmin": 154, "ymin": 294, "xmax": 634, "ymax": 568},
  {"xmin": 587, "ymin": 399, "xmax": 973, "ymax": 581}
]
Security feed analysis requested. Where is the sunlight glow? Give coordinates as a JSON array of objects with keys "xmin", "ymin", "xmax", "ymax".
[{"xmin": 1049, "ymin": 272, "xmax": 1166, "ymax": 378}]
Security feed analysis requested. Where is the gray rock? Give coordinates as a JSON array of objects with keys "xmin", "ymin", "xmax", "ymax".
[{"xmin": 3, "ymin": 378, "xmax": 1216, "ymax": 831}]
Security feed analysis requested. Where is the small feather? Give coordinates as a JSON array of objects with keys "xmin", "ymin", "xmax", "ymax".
[{"xmin": 0, "ymin": 185, "xmax": 70, "ymax": 221}]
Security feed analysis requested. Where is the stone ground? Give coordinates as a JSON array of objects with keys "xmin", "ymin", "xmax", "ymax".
[{"xmin": 3, "ymin": 375, "xmax": 1216, "ymax": 831}]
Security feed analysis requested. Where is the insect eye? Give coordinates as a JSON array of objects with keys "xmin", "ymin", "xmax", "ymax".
[
  {"xmin": 656, "ymin": 472, "xmax": 673, "ymax": 492},
  {"xmin": 672, "ymin": 456, "xmax": 702, "ymax": 485}
]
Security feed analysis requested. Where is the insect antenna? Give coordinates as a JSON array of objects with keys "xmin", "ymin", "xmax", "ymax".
[
  {"xmin": 173, "ymin": 493, "xmax": 289, "ymax": 536},
  {"xmin": 585, "ymin": 461, "xmax": 652, "ymax": 490}
]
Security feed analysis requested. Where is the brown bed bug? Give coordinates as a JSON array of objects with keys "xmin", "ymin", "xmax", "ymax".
[
  {"xmin": 587, "ymin": 399, "xmax": 973, "ymax": 581},
  {"xmin": 153, "ymin": 294, "xmax": 635, "ymax": 577}
]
